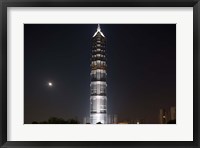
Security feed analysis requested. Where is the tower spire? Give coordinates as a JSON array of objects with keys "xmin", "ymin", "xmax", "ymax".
[
  {"xmin": 93, "ymin": 24, "xmax": 105, "ymax": 37},
  {"xmin": 97, "ymin": 24, "xmax": 101, "ymax": 31}
]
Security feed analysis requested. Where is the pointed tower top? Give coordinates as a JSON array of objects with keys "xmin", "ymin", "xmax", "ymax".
[
  {"xmin": 93, "ymin": 24, "xmax": 105, "ymax": 37},
  {"xmin": 97, "ymin": 24, "xmax": 101, "ymax": 32}
]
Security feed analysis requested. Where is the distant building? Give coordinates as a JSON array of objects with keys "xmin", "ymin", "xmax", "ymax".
[
  {"xmin": 107, "ymin": 114, "xmax": 118, "ymax": 124},
  {"xmin": 83, "ymin": 116, "xmax": 90, "ymax": 124},
  {"xmin": 170, "ymin": 106, "xmax": 176, "ymax": 121},
  {"xmin": 107, "ymin": 115, "xmax": 113, "ymax": 124},
  {"xmin": 113, "ymin": 114, "xmax": 118, "ymax": 124},
  {"xmin": 159, "ymin": 109, "xmax": 167, "ymax": 124}
]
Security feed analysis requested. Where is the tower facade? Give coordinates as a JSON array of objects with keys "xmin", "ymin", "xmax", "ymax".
[{"xmin": 90, "ymin": 25, "xmax": 107, "ymax": 124}]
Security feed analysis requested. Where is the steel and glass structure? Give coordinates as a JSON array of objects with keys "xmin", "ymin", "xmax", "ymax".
[{"xmin": 90, "ymin": 24, "xmax": 107, "ymax": 124}]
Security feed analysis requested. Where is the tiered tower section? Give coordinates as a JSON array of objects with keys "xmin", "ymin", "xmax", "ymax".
[{"xmin": 90, "ymin": 24, "xmax": 107, "ymax": 124}]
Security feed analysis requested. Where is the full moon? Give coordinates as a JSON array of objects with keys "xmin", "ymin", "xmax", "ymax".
[{"xmin": 48, "ymin": 82, "xmax": 53, "ymax": 86}]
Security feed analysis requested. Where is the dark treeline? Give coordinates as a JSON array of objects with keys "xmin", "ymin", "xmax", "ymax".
[{"xmin": 32, "ymin": 117, "xmax": 80, "ymax": 124}]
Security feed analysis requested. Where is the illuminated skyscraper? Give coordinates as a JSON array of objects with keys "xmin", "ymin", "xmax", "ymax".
[{"xmin": 90, "ymin": 24, "xmax": 107, "ymax": 124}]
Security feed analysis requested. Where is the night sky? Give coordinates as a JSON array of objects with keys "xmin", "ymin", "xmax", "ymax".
[{"xmin": 24, "ymin": 24, "xmax": 176, "ymax": 124}]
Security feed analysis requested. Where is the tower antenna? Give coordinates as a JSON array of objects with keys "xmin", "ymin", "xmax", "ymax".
[{"xmin": 97, "ymin": 24, "xmax": 101, "ymax": 31}]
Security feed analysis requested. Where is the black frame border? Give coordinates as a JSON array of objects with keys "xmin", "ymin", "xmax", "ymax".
[{"xmin": 0, "ymin": 0, "xmax": 199, "ymax": 147}]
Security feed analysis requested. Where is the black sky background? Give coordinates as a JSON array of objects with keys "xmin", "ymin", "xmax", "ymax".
[{"xmin": 24, "ymin": 24, "xmax": 176, "ymax": 124}]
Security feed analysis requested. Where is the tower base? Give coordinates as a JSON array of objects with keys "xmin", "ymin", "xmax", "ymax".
[{"xmin": 90, "ymin": 113, "xmax": 107, "ymax": 124}]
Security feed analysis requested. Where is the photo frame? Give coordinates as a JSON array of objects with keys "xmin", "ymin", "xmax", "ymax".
[{"xmin": 0, "ymin": 0, "xmax": 199, "ymax": 147}]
